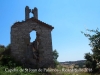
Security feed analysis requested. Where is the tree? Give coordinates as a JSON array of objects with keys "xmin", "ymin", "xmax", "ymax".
[
  {"xmin": 82, "ymin": 28, "xmax": 100, "ymax": 73},
  {"xmin": 0, "ymin": 44, "xmax": 22, "ymax": 68},
  {"xmin": 53, "ymin": 49, "xmax": 59, "ymax": 59},
  {"xmin": 52, "ymin": 49, "xmax": 59, "ymax": 67}
]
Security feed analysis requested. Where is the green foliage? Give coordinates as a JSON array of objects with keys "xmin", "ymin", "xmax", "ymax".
[
  {"xmin": 82, "ymin": 28, "xmax": 100, "ymax": 73},
  {"xmin": 53, "ymin": 49, "xmax": 59, "ymax": 60},
  {"xmin": 5, "ymin": 44, "xmax": 11, "ymax": 50},
  {"xmin": 0, "ymin": 55, "xmax": 22, "ymax": 68},
  {"xmin": 52, "ymin": 49, "xmax": 59, "ymax": 67},
  {"xmin": 85, "ymin": 61, "xmax": 92, "ymax": 68},
  {"xmin": 84, "ymin": 53, "xmax": 92, "ymax": 62},
  {"xmin": 0, "ymin": 47, "xmax": 5, "ymax": 54},
  {"xmin": 0, "ymin": 44, "xmax": 22, "ymax": 68}
]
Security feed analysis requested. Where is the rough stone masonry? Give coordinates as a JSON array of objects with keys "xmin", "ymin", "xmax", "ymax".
[{"xmin": 11, "ymin": 6, "xmax": 54, "ymax": 68}]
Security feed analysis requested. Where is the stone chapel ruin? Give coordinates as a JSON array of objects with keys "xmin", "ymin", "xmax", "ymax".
[{"xmin": 11, "ymin": 6, "xmax": 54, "ymax": 68}]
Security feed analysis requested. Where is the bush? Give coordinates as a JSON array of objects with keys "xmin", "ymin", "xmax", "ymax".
[{"xmin": 0, "ymin": 44, "xmax": 22, "ymax": 68}]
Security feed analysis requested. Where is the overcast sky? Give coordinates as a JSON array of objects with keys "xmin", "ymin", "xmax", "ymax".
[{"xmin": 0, "ymin": 0, "xmax": 100, "ymax": 62}]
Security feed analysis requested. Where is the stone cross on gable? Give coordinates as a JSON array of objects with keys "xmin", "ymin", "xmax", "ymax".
[
  {"xmin": 25, "ymin": 6, "xmax": 38, "ymax": 20},
  {"xmin": 25, "ymin": 6, "xmax": 31, "ymax": 20}
]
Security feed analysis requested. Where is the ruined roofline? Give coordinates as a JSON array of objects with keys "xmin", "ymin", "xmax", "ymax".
[
  {"xmin": 29, "ymin": 17, "xmax": 54, "ymax": 30},
  {"xmin": 11, "ymin": 17, "xmax": 54, "ymax": 30}
]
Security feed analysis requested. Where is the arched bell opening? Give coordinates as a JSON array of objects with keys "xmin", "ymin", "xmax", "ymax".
[{"xmin": 30, "ymin": 12, "xmax": 33, "ymax": 18}]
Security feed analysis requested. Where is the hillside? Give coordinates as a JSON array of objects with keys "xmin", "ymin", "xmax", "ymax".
[{"xmin": 60, "ymin": 60, "xmax": 86, "ymax": 68}]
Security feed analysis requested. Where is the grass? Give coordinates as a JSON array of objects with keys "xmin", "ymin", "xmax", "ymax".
[
  {"xmin": 0, "ymin": 65, "xmax": 99, "ymax": 75},
  {"xmin": 0, "ymin": 65, "xmax": 100, "ymax": 75}
]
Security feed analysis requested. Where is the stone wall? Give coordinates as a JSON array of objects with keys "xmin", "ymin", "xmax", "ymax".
[{"xmin": 11, "ymin": 18, "xmax": 54, "ymax": 68}]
